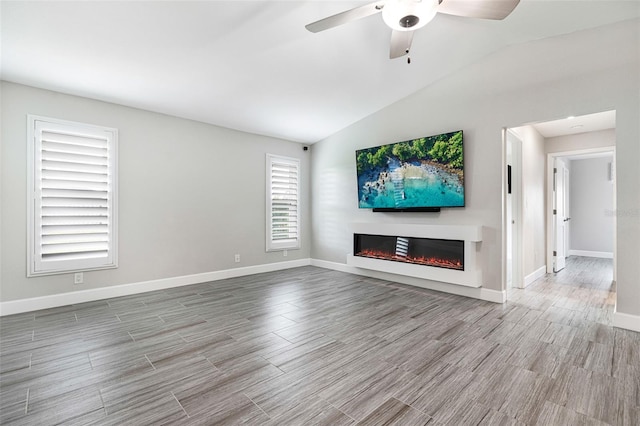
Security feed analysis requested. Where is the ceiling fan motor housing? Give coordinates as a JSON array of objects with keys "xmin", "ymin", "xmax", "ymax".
[
  {"xmin": 400, "ymin": 15, "xmax": 420, "ymax": 28},
  {"xmin": 382, "ymin": 0, "xmax": 440, "ymax": 31}
]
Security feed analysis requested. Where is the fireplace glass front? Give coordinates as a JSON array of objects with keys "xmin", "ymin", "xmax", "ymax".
[{"xmin": 354, "ymin": 233, "xmax": 464, "ymax": 270}]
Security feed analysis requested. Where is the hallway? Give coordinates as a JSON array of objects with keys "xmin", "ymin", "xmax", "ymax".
[{"xmin": 509, "ymin": 256, "xmax": 615, "ymax": 324}]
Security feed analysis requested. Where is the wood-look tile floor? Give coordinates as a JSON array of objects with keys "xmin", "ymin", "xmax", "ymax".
[{"xmin": 1, "ymin": 256, "xmax": 638, "ymax": 425}]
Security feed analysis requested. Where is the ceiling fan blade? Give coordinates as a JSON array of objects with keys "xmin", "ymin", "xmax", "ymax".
[
  {"xmin": 305, "ymin": 1, "xmax": 385, "ymax": 33},
  {"xmin": 437, "ymin": 0, "xmax": 520, "ymax": 20},
  {"xmin": 390, "ymin": 30, "xmax": 414, "ymax": 59}
]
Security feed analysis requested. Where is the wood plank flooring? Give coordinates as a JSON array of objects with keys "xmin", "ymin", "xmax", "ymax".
[{"xmin": 1, "ymin": 256, "xmax": 638, "ymax": 425}]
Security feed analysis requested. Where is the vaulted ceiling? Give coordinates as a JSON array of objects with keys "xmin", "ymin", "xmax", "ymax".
[{"xmin": 2, "ymin": 1, "xmax": 638, "ymax": 143}]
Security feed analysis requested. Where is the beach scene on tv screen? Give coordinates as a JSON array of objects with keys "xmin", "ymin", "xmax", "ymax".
[{"xmin": 356, "ymin": 130, "xmax": 464, "ymax": 209}]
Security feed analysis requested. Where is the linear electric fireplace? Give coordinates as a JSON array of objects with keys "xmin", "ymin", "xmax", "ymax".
[
  {"xmin": 347, "ymin": 223, "xmax": 483, "ymax": 288},
  {"xmin": 354, "ymin": 234, "xmax": 464, "ymax": 270}
]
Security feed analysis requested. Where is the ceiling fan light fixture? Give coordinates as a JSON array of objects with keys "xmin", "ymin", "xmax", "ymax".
[{"xmin": 382, "ymin": 0, "xmax": 439, "ymax": 32}]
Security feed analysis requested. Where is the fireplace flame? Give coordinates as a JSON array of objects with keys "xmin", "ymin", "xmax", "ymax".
[{"xmin": 356, "ymin": 249, "xmax": 463, "ymax": 270}]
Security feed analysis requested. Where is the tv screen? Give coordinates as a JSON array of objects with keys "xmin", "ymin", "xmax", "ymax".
[{"xmin": 356, "ymin": 130, "xmax": 464, "ymax": 210}]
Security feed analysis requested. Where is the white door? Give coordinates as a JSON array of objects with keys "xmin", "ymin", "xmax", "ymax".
[
  {"xmin": 506, "ymin": 130, "xmax": 523, "ymax": 288},
  {"xmin": 506, "ymin": 162, "xmax": 513, "ymax": 288},
  {"xmin": 554, "ymin": 158, "xmax": 569, "ymax": 272}
]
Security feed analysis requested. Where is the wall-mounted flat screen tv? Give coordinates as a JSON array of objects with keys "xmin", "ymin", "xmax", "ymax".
[{"xmin": 356, "ymin": 130, "xmax": 464, "ymax": 211}]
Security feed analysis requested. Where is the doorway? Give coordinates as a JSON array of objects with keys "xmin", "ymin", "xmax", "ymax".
[
  {"xmin": 503, "ymin": 110, "xmax": 617, "ymax": 292},
  {"xmin": 546, "ymin": 148, "xmax": 616, "ymax": 280}
]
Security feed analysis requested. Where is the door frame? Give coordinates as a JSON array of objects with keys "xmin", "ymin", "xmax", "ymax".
[{"xmin": 545, "ymin": 147, "xmax": 616, "ymax": 274}]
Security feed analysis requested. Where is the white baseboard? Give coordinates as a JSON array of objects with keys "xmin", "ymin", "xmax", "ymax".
[
  {"xmin": 568, "ymin": 250, "xmax": 613, "ymax": 259},
  {"xmin": 2, "ymin": 257, "xmax": 512, "ymax": 316},
  {"xmin": 524, "ymin": 265, "xmax": 547, "ymax": 287},
  {"xmin": 311, "ymin": 259, "xmax": 506, "ymax": 304},
  {"xmin": 311, "ymin": 258, "xmax": 353, "ymax": 274},
  {"xmin": 0, "ymin": 259, "xmax": 311, "ymax": 316},
  {"xmin": 613, "ymin": 310, "xmax": 640, "ymax": 333}
]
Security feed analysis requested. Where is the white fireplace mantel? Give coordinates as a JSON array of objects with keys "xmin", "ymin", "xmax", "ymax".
[{"xmin": 346, "ymin": 223, "xmax": 483, "ymax": 288}]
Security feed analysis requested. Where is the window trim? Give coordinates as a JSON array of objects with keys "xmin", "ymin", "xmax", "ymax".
[
  {"xmin": 266, "ymin": 153, "xmax": 300, "ymax": 252},
  {"xmin": 27, "ymin": 115, "xmax": 118, "ymax": 277}
]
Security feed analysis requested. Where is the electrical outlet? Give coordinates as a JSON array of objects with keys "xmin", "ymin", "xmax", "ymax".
[
  {"xmin": 74, "ymin": 272, "xmax": 83, "ymax": 284},
  {"xmin": 234, "ymin": 254, "xmax": 240, "ymax": 263},
  {"xmin": 283, "ymin": 250, "xmax": 288, "ymax": 257}
]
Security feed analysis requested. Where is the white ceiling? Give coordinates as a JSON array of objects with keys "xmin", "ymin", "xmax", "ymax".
[
  {"xmin": 1, "ymin": 1, "xmax": 638, "ymax": 143},
  {"xmin": 532, "ymin": 110, "xmax": 616, "ymax": 138}
]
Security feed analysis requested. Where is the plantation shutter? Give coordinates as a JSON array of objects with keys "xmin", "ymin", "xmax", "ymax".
[
  {"xmin": 28, "ymin": 116, "xmax": 118, "ymax": 276},
  {"xmin": 266, "ymin": 154, "xmax": 300, "ymax": 251}
]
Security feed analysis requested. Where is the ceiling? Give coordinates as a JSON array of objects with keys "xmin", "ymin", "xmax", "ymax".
[
  {"xmin": 532, "ymin": 110, "xmax": 616, "ymax": 138},
  {"xmin": 1, "ymin": 1, "xmax": 638, "ymax": 143}
]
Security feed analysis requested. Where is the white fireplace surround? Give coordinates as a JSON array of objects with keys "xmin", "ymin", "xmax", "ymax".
[{"xmin": 347, "ymin": 223, "xmax": 483, "ymax": 288}]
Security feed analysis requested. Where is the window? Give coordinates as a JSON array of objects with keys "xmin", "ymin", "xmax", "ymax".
[
  {"xmin": 27, "ymin": 115, "xmax": 118, "ymax": 276},
  {"xmin": 266, "ymin": 154, "xmax": 300, "ymax": 251}
]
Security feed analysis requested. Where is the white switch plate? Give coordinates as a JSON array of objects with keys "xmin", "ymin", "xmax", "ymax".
[{"xmin": 74, "ymin": 272, "xmax": 83, "ymax": 284}]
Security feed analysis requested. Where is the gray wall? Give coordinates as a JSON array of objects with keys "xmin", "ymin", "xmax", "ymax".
[
  {"xmin": 569, "ymin": 156, "xmax": 615, "ymax": 254},
  {"xmin": 310, "ymin": 20, "xmax": 640, "ymax": 317},
  {"xmin": 1, "ymin": 82, "xmax": 310, "ymax": 302}
]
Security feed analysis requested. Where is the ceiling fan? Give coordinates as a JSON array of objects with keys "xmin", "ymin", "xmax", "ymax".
[{"xmin": 305, "ymin": 0, "xmax": 520, "ymax": 60}]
